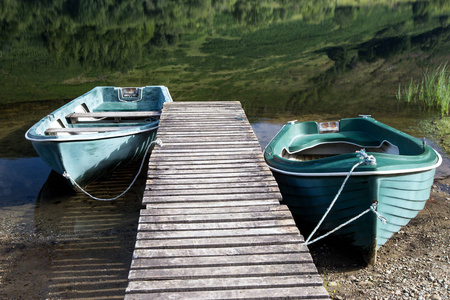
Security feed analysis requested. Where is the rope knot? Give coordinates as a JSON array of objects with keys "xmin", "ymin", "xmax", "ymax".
[
  {"xmin": 155, "ymin": 138, "xmax": 163, "ymax": 147},
  {"xmin": 356, "ymin": 149, "xmax": 376, "ymax": 165},
  {"xmin": 370, "ymin": 202, "xmax": 387, "ymax": 224}
]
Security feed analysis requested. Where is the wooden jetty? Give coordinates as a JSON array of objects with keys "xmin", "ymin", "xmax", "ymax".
[{"xmin": 125, "ymin": 101, "xmax": 329, "ymax": 299}]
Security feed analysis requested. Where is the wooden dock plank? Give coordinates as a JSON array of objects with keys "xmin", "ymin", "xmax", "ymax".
[
  {"xmin": 130, "ymin": 253, "xmax": 312, "ymax": 269},
  {"xmin": 126, "ymin": 101, "xmax": 329, "ymax": 299},
  {"xmin": 139, "ymin": 204, "xmax": 291, "ymax": 215},
  {"xmin": 134, "ymin": 234, "xmax": 305, "ymax": 249},
  {"xmin": 128, "ymin": 263, "xmax": 320, "ymax": 280},
  {"xmin": 127, "ymin": 275, "xmax": 325, "ymax": 292},
  {"xmin": 125, "ymin": 287, "xmax": 329, "ymax": 300}
]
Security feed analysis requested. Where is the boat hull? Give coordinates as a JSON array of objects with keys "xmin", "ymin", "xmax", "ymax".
[
  {"xmin": 272, "ymin": 168, "xmax": 436, "ymax": 263},
  {"xmin": 31, "ymin": 129, "xmax": 157, "ymax": 187}
]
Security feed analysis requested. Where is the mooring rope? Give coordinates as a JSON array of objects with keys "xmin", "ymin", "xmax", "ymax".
[
  {"xmin": 305, "ymin": 149, "xmax": 385, "ymax": 246},
  {"xmin": 63, "ymin": 138, "xmax": 163, "ymax": 201}
]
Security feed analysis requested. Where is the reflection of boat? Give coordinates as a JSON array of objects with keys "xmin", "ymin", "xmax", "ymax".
[
  {"xmin": 264, "ymin": 116, "xmax": 442, "ymax": 263},
  {"xmin": 25, "ymin": 86, "xmax": 172, "ymax": 187},
  {"xmin": 34, "ymin": 165, "xmax": 146, "ymax": 236}
]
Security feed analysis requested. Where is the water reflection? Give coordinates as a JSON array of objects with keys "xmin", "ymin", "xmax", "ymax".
[
  {"xmin": 0, "ymin": 158, "xmax": 50, "ymax": 207},
  {"xmin": 2, "ymin": 1, "xmax": 450, "ymax": 113},
  {"xmin": 0, "ymin": 158, "xmax": 146, "ymax": 299},
  {"xmin": 35, "ymin": 162, "xmax": 146, "ymax": 299}
]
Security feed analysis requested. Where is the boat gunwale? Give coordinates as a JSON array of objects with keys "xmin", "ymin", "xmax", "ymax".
[
  {"xmin": 264, "ymin": 117, "xmax": 443, "ymax": 177},
  {"xmin": 24, "ymin": 85, "xmax": 172, "ymax": 143},
  {"xmin": 25, "ymin": 123, "xmax": 160, "ymax": 142},
  {"xmin": 267, "ymin": 149, "xmax": 442, "ymax": 177}
]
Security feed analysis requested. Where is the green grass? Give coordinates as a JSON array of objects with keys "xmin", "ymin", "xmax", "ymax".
[{"xmin": 397, "ymin": 64, "xmax": 450, "ymax": 116}]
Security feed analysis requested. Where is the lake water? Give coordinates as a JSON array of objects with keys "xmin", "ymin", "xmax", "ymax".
[{"xmin": 1, "ymin": 1, "xmax": 450, "ymax": 298}]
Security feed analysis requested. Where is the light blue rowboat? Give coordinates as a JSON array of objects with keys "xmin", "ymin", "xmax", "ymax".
[{"xmin": 26, "ymin": 86, "xmax": 172, "ymax": 187}]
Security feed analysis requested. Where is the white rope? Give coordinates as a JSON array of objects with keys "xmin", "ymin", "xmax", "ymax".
[
  {"xmin": 304, "ymin": 160, "xmax": 363, "ymax": 244},
  {"xmin": 63, "ymin": 138, "xmax": 163, "ymax": 201},
  {"xmin": 305, "ymin": 148, "xmax": 380, "ymax": 245},
  {"xmin": 305, "ymin": 203, "xmax": 385, "ymax": 245}
]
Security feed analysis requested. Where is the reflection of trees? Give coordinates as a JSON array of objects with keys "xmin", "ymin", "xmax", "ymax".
[
  {"xmin": 43, "ymin": 23, "xmax": 155, "ymax": 70},
  {"xmin": 1, "ymin": 0, "xmax": 450, "ymax": 72},
  {"xmin": 333, "ymin": 6, "xmax": 356, "ymax": 28},
  {"xmin": 413, "ymin": 1, "xmax": 430, "ymax": 25},
  {"xmin": 358, "ymin": 36, "xmax": 411, "ymax": 63},
  {"xmin": 144, "ymin": 0, "xmax": 214, "ymax": 46}
]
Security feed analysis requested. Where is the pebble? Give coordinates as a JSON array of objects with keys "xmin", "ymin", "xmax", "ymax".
[{"xmin": 328, "ymin": 281, "xmax": 338, "ymax": 287}]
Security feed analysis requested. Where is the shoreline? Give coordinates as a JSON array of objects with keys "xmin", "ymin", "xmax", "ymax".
[{"xmin": 310, "ymin": 176, "xmax": 450, "ymax": 300}]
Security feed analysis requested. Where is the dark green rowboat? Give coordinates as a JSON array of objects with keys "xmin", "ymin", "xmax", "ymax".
[{"xmin": 264, "ymin": 116, "xmax": 441, "ymax": 263}]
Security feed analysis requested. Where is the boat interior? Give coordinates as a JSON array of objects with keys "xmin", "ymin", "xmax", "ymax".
[
  {"xmin": 44, "ymin": 87, "xmax": 163, "ymax": 136},
  {"xmin": 281, "ymin": 121, "xmax": 401, "ymax": 162}
]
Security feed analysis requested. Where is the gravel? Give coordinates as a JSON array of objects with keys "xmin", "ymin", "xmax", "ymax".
[{"xmin": 310, "ymin": 177, "xmax": 450, "ymax": 300}]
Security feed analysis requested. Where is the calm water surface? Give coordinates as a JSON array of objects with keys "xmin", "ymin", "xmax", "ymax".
[{"xmin": 2, "ymin": 1, "xmax": 450, "ymax": 298}]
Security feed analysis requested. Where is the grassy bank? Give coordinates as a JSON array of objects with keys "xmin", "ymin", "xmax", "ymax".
[
  {"xmin": 421, "ymin": 116, "xmax": 450, "ymax": 154},
  {"xmin": 397, "ymin": 64, "xmax": 450, "ymax": 116}
]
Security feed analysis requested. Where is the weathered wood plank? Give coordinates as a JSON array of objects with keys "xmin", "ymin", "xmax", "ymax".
[
  {"xmin": 147, "ymin": 181, "xmax": 279, "ymax": 191},
  {"xmin": 134, "ymin": 234, "xmax": 304, "ymax": 249},
  {"xmin": 138, "ymin": 218, "xmax": 296, "ymax": 231},
  {"xmin": 126, "ymin": 275, "xmax": 324, "ymax": 292},
  {"xmin": 135, "ymin": 226, "xmax": 300, "ymax": 240},
  {"xmin": 139, "ymin": 204, "xmax": 290, "ymax": 216},
  {"xmin": 144, "ymin": 192, "xmax": 282, "ymax": 203},
  {"xmin": 160, "ymin": 136, "xmax": 260, "ymax": 143},
  {"xmin": 132, "ymin": 244, "xmax": 308, "ymax": 258},
  {"xmin": 149, "ymin": 153, "xmax": 264, "ymax": 161},
  {"xmin": 152, "ymin": 147, "xmax": 262, "ymax": 153},
  {"xmin": 146, "ymin": 177, "xmax": 278, "ymax": 186},
  {"xmin": 146, "ymin": 200, "xmax": 281, "ymax": 209},
  {"xmin": 144, "ymin": 187, "xmax": 281, "ymax": 198},
  {"xmin": 129, "ymin": 263, "xmax": 319, "ymax": 280},
  {"xmin": 138, "ymin": 207, "xmax": 290, "ymax": 220},
  {"xmin": 149, "ymin": 161, "xmax": 268, "ymax": 170},
  {"xmin": 125, "ymin": 286, "xmax": 329, "ymax": 300},
  {"xmin": 147, "ymin": 167, "xmax": 272, "ymax": 177},
  {"xmin": 130, "ymin": 253, "xmax": 311, "ymax": 269}
]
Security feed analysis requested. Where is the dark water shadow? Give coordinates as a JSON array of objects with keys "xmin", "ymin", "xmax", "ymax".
[{"xmin": 32, "ymin": 156, "xmax": 148, "ymax": 299}]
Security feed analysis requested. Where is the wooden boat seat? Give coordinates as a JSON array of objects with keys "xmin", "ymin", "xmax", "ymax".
[
  {"xmin": 67, "ymin": 111, "xmax": 161, "ymax": 124},
  {"xmin": 288, "ymin": 131, "xmax": 382, "ymax": 154},
  {"xmin": 45, "ymin": 126, "xmax": 140, "ymax": 135}
]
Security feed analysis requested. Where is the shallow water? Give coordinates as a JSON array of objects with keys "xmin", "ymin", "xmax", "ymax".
[{"xmin": 0, "ymin": 157, "xmax": 146, "ymax": 299}]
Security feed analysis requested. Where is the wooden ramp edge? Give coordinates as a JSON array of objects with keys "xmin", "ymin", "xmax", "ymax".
[{"xmin": 125, "ymin": 101, "xmax": 329, "ymax": 299}]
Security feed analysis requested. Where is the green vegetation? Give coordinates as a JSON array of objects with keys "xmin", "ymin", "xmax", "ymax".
[
  {"xmin": 421, "ymin": 116, "xmax": 450, "ymax": 154},
  {"xmin": 1, "ymin": 0, "xmax": 450, "ymax": 121},
  {"xmin": 397, "ymin": 64, "xmax": 450, "ymax": 116}
]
